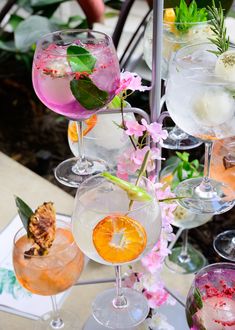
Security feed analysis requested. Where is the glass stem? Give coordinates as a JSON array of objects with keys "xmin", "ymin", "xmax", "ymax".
[
  {"xmin": 169, "ymin": 125, "xmax": 188, "ymax": 140},
  {"xmin": 197, "ymin": 141, "xmax": 214, "ymax": 196},
  {"xmin": 112, "ymin": 266, "xmax": 127, "ymax": 309},
  {"xmin": 72, "ymin": 121, "xmax": 89, "ymax": 174},
  {"xmin": 50, "ymin": 296, "xmax": 64, "ymax": 329},
  {"xmin": 178, "ymin": 230, "xmax": 190, "ymax": 263}
]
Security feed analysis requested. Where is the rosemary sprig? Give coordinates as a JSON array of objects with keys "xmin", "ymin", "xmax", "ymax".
[{"xmin": 207, "ymin": 0, "xmax": 230, "ymax": 56}]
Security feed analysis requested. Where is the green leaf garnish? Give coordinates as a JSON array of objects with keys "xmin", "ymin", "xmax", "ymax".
[
  {"xmin": 193, "ymin": 288, "xmax": 203, "ymax": 309},
  {"xmin": 107, "ymin": 95, "xmax": 122, "ymax": 109},
  {"xmin": 67, "ymin": 45, "xmax": 96, "ymax": 74},
  {"xmin": 14, "ymin": 196, "xmax": 33, "ymax": 236},
  {"xmin": 163, "ymin": 152, "xmax": 203, "ymax": 191},
  {"xmin": 207, "ymin": 0, "xmax": 230, "ymax": 56},
  {"xmin": 175, "ymin": 0, "xmax": 208, "ymax": 33},
  {"xmin": 70, "ymin": 76, "xmax": 109, "ymax": 110},
  {"xmin": 101, "ymin": 172, "xmax": 152, "ymax": 202}
]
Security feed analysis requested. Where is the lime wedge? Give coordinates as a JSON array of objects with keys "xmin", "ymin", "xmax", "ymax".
[{"xmin": 101, "ymin": 172, "xmax": 152, "ymax": 202}]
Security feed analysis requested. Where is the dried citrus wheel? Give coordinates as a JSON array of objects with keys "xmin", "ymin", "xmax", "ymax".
[
  {"xmin": 93, "ymin": 214, "xmax": 147, "ymax": 263},
  {"xmin": 164, "ymin": 8, "xmax": 176, "ymax": 34},
  {"xmin": 68, "ymin": 114, "xmax": 97, "ymax": 142}
]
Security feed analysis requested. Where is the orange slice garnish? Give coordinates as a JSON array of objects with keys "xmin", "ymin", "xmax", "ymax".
[
  {"xmin": 68, "ymin": 114, "xmax": 97, "ymax": 142},
  {"xmin": 93, "ymin": 214, "xmax": 147, "ymax": 263}
]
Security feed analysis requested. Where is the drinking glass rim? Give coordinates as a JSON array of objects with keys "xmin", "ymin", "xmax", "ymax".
[
  {"xmin": 149, "ymin": 9, "xmax": 212, "ymax": 26},
  {"xmin": 173, "ymin": 41, "xmax": 235, "ymax": 85},
  {"xmin": 36, "ymin": 29, "xmax": 114, "ymax": 56},
  {"xmin": 194, "ymin": 262, "xmax": 235, "ymax": 280},
  {"xmin": 13, "ymin": 219, "xmax": 78, "ymax": 259},
  {"xmin": 74, "ymin": 173, "xmax": 157, "ymax": 215}
]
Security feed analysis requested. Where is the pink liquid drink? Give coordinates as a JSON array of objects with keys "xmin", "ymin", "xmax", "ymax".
[
  {"xmin": 186, "ymin": 263, "xmax": 235, "ymax": 330},
  {"xmin": 32, "ymin": 31, "xmax": 120, "ymax": 121}
]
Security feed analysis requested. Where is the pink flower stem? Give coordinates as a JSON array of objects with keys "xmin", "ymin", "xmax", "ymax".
[{"xmin": 120, "ymin": 98, "xmax": 137, "ymax": 151}]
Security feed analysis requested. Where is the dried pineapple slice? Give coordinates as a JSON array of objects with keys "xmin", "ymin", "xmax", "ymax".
[{"xmin": 26, "ymin": 202, "xmax": 56, "ymax": 256}]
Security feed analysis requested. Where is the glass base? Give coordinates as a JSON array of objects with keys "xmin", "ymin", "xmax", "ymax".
[
  {"xmin": 35, "ymin": 309, "xmax": 81, "ymax": 330},
  {"xmin": 213, "ymin": 230, "xmax": 235, "ymax": 261},
  {"xmin": 54, "ymin": 156, "xmax": 109, "ymax": 188},
  {"xmin": 92, "ymin": 288, "xmax": 149, "ymax": 329},
  {"xmin": 165, "ymin": 245, "xmax": 207, "ymax": 274},
  {"xmin": 175, "ymin": 178, "xmax": 235, "ymax": 214},
  {"xmin": 160, "ymin": 127, "xmax": 202, "ymax": 150},
  {"xmin": 83, "ymin": 315, "xmax": 144, "ymax": 330}
]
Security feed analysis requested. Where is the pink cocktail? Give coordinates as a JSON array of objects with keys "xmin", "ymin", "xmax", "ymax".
[
  {"xmin": 32, "ymin": 30, "xmax": 120, "ymax": 187},
  {"xmin": 32, "ymin": 31, "xmax": 120, "ymax": 120},
  {"xmin": 186, "ymin": 263, "xmax": 235, "ymax": 330}
]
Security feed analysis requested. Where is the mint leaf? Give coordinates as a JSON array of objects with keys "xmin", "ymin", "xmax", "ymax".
[
  {"xmin": 67, "ymin": 45, "xmax": 96, "ymax": 74},
  {"xmin": 193, "ymin": 288, "xmax": 203, "ymax": 309},
  {"xmin": 175, "ymin": 0, "xmax": 208, "ymax": 33},
  {"xmin": 14, "ymin": 196, "xmax": 33, "ymax": 236},
  {"xmin": 70, "ymin": 76, "xmax": 109, "ymax": 110}
]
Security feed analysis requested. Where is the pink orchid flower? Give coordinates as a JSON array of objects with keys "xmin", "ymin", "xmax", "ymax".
[
  {"xmin": 116, "ymin": 71, "xmax": 151, "ymax": 95},
  {"xmin": 141, "ymin": 119, "xmax": 168, "ymax": 144},
  {"xmin": 125, "ymin": 120, "xmax": 146, "ymax": 138},
  {"xmin": 144, "ymin": 287, "xmax": 169, "ymax": 309}
]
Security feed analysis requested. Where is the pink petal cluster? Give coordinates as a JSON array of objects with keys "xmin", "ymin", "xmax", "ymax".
[
  {"xmin": 141, "ymin": 119, "xmax": 168, "ymax": 144},
  {"xmin": 117, "ymin": 146, "xmax": 162, "ymax": 179},
  {"xmin": 116, "ymin": 71, "xmax": 151, "ymax": 95},
  {"xmin": 143, "ymin": 286, "xmax": 169, "ymax": 309},
  {"xmin": 141, "ymin": 238, "xmax": 171, "ymax": 274},
  {"xmin": 125, "ymin": 120, "xmax": 146, "ymax": 138}
]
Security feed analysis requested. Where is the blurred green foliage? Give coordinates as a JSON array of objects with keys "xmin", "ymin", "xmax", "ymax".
[{"xmin": 0, "ymin": 0, "xmax": 88, "ymax": 68}]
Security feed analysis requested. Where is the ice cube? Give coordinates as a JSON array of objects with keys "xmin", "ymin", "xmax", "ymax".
[{"xmin": 192, "ymin": 88, "xmax": 234, "ymax": 127}]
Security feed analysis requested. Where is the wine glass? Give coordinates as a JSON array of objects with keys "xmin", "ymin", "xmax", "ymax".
[
  {"xmin": 164, "ymin": 201, "xmax": 212, "ymax": 274},
  {"xmin": 210, "ymin": 137, "xmax": 235, "ymax": 261},
  {"xmin": 72, "ymin": 174, "xmax": 162, "ymax": 328},
  {"xmin": 143, "ymin": 9, "xmax": 212, "ymax": 150},
  {"xmin": 32, "ymin": 29, "xmax": 120, "ymax": 188},
  {"xmin": 165, "ymin": 42, "xmax": 235, "ymax": 214},
  {"xmin": 160, "ymin": 164, "xmax": 212, "ymax": 274},
  {"xmin": 185, "ymin": 262, "xmax": 235, "ymax": 330},
  {"xmin": 67, "ymin": 112, "xmax": 134, "ymax": 173},
  {"xmin": 13, "ymin": 219, "xmax": 84, "ymax": 329}
]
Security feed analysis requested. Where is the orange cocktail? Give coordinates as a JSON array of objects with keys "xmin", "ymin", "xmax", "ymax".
[
  {"xmin": 13, "ymin": 222, "xmax": 84, "ymax": 296},
  {"xmin": 210, "ymin": 137, "xmax": 235, "ymax": 191}
]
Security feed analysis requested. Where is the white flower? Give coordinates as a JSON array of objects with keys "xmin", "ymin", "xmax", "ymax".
[
  {"xmin": 141, "ymin": 273, "xmax": 160, "ymax": 291},
  {"xmin": 147, "ymin": 312, "xmax": 175, "ymax": 330},
  {"xmin": 133, "ymin": 281, "xmax": 144, "ymax": 292}
]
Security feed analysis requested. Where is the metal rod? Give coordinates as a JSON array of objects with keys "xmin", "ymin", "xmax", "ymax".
[
  {"xmin": 150, "ymin": 0, "xmax": 164, "ymax": 122},
  {"xmin": 98, "ymin": 107, "xmax": 151, "ymax": 123}
]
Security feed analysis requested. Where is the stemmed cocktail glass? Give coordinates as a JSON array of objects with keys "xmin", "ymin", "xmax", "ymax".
[
  {"xmin": 186, "ymin": 262, "xmax": 235, "ymax": 330},
  {"xmin": 32, "ymin": 29, "xmax": 120, "ymax": 187},
  {"xmin": 143, "ymin": 9, "xmax": 212, "ymax": 149},
  {"xmin": 67, "ymin": 112, "xmax": 133, "ymax": 174},
  {"xmin": 72, "ymin": 174, "xmax": 162, "ymax": 328},
  {"xmin": 160, "ymin": 163, "xmax": 212, "ymax": 273},
  {"xmin": 165, "ymin": 42, "xmax": 235, "ymax": 214},
  {"xmin": 13, "ymin": 219, "xmax": 84, "ymax": 329}
]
